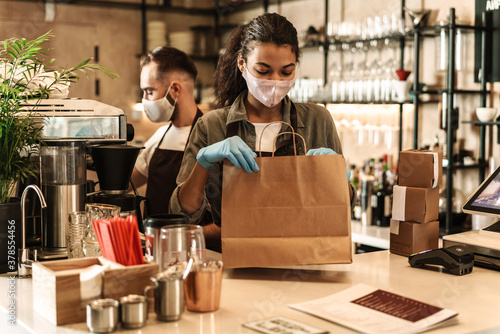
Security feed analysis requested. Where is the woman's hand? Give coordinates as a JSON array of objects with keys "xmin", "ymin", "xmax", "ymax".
[{"xmin": 196, "ymin": 136, "xmax": 259, "ymax": 173}]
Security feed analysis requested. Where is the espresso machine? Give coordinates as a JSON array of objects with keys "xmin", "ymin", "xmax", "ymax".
[
  {"xmin": 87, "ymin": 144, "xmax": 149, "ymax": 233},
  {"xmin": 18, "ymin": 99, "xmax": 130, "ymax": 259}
]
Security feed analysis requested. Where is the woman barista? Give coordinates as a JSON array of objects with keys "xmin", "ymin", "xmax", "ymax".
[{"xmin": 170, "ymin": 13, "xmax": 354, "ymax": 229}]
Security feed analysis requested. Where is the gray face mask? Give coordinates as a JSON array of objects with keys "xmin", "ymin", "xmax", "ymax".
[{"xmin": 142, "ymin": 84, "xmax": 177, "ymax": 123}]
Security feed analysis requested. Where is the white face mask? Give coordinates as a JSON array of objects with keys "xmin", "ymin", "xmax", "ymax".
[
  {"xmin": 142, "ymin": 84, "xmax": 177, "ymax": 123},
  {"xmin": 241, "ymin": 68, "xmax": 295, "ymax": 108}
]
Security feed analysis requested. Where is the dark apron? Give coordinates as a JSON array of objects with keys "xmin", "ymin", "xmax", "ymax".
[
  {"xmin": 146, "ymin": 108, "xmax": 203, "ymax": 215},
  {"xmin": 225, "ymin": 102, "xmax": 299, "ymax": 157}
]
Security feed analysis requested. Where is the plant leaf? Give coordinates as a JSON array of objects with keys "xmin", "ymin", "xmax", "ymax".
[{"xmin": 0, "ymin": 30, "xmax": 118, "ymax": 203}]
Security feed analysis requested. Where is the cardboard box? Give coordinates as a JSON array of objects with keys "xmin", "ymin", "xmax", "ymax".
[
  {"xmin": 392, "ymin": 186, "xmax": 439, "ymax": 223},
  {"xmin": 32, "ymin": 257, "xmax": 158, "ymax": 325},
  {"xmin": 389, "ymin": 219, "xmax": 439, "ymax": 257},
  {"xmin": 398, "ymin": 150, "xmax": 443, "ymax": 188}
]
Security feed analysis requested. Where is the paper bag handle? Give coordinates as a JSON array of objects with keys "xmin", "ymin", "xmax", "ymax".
[
  {"xmin": 272, "ymin": 131, "xmax": 307, "ymax": 157},
  {"xmin": 258, "ymin": 121, "xmax": 294, "ymax": 157}
]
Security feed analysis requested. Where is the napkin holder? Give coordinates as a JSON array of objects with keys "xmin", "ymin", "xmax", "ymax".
[{"xmin": 32, "ymin": 257, "xmax": 158, "ymax": 326}]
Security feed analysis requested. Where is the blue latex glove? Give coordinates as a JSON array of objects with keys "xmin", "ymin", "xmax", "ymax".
[
  {"xmin": 306, "ymin": 147, "xmax": 351, "ymax": 180},
  {"xmin": 306, "ymin": 147, "xmax": 337, "ymax": 156},
  {"xmin": 196, "ymin": 136, "xmax": 259, "ymax": 173}
]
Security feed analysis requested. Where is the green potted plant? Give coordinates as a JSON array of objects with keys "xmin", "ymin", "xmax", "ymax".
[{"xmin": 0, "ymin": 32, "xmax": 117, "ymax": 272}]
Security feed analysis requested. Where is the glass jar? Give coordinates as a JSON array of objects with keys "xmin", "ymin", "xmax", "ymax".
[
  {"xmin": 435, "ymin": 19, "xmax": 468, "ymax": 72},
  {"xmin": 67, "ymin": 211, "xmax": 87, "ymax": 258}
]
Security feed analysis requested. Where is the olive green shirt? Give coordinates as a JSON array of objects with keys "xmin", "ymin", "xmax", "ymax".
[{"xmin": 169, "ymin": 91, "xmax": 351, "ymax": 226}]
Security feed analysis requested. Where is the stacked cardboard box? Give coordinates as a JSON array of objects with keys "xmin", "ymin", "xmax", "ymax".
[{"xmin": 390, "ymin": 150, "xmax": 443, "ymax": 256}]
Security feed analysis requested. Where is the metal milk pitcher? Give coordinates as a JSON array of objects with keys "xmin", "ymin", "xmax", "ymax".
[{"xmin": 144, "ymin": 258, "xmax": 192, "ymax": 322}]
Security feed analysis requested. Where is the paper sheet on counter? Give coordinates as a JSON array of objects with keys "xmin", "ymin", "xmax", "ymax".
[{"xmin": 289, "ymin": 283, "xmax": 458, "ymax": 334}]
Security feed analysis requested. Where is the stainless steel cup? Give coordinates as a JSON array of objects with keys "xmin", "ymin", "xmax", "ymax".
[
  {"xmin": 144, "ymin": 272, "xmax": 184, "ymax": 322},
  {"xmin": 120, "ymin": 294, "xmax": 148, "ymax": 329},
  {"xmin": 86, "ymin": 299, "xmax": 119, "ymax": 333}
]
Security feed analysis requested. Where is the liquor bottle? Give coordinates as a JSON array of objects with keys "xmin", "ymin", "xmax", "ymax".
[
  {"xmin": 378, "ymin": 169, "xmax": 392, "ymax": 227},
  {"xmin": 349, "ymin": 164, "xmax": 359, "ymax": 190},
  {"xmin": 378, "ymin": 155, "xmax": 392, "ymax": 226},
  {"xmin": 370, "ymin": 159, "xmax": 383, "ymax": 225},
  {"xmin": 351, "ymin": 165, "xmax": 362, "ymax": 221},
  {"xmin": 372, "ymin": 167, "xmax": 387, "ymax": 226},
  {"xmin": 360, "ymin": 160, "xmax": 375, "ymax": 226}
]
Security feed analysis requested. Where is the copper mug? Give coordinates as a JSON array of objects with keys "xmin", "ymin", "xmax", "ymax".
[{"xmin": 184, "ymin": 260, "xmax": 223, "ymax": 312}]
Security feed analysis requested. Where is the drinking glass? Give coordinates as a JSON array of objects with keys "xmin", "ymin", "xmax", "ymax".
[
  {"xmin": 160, "ymin": 224, "xmax": 206, "ymax": 271},
  {"xmin": 84, "ymin": 203, "xmax": 121, "ymax": 257},
  {"xmin": 67, "ymin": 211, "xmax": 87, "ymax": 258}
]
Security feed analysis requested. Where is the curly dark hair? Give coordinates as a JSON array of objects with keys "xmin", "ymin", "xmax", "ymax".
[
  {"xmin": 213, "ymin": 13, "xmax": 301, "ymax": 109},
  {"xmin": 140, "ymin": 46, "xmax": 197, "ymax": 81}
]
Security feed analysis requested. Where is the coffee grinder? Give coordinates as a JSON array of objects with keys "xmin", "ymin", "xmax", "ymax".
[
  {"xmin": 88, "ymin": 144, "xmax": 149, "ymax": 233},
  {"xmin": 39, "ymin": 140, "xmax": 87, "ymax": 259}
]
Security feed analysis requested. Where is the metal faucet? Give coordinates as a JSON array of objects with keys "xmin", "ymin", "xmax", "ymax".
[{"xmin": 18, "ymin": 185, "xmax": 47, "ymax": 278}]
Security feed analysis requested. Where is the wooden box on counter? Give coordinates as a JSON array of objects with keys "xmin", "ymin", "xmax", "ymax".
[{"xmin": 32, "ymin": 257, "xmax": 158, "ymax": 326}]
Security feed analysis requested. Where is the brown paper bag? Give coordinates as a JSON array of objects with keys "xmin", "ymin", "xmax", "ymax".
[{"xmin": 221, "ymin": 151, "xmax": 352, "ymax": 268}]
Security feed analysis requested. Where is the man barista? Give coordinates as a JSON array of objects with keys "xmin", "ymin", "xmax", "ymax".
[{"xmin": 131, "ymin": 47, "xmax": 220, "ymax": 251}]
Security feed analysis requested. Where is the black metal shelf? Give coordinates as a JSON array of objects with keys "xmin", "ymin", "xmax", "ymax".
[
  {"xmin": 231, "ymin": 0, "xmax": 307, "ymax": 12},
  {"xmin": 415, "ymin": 89, "xmax": 490, "ymax": 95},
  {"xmin": 145, "ymin": 5, "xmax": 215, "ymax": 15},
  {"xmin": 463, "ymin": 120, "xmax": 500, "ymax": 144},
  {"xmin": 314, "ymin": 0, "xmax": 407, "ymax": 152},
  {"xmin": 189, "ymin": 54, "xmax": 219, "ymax": 61},
  {"xmin": 301, "ymin": 44, "xmax": 323, "ymax": 51},
  {"xmin": 410, "ymin": 24, "xmax": 486, "ymax": 34},
  {"xmin": 321, "ymin": 101, "xmax": 409, "ymax": 105},
  {"xmin": 443, "ymin": 163, "xmax": 488, "ymax": 171},
  {"xmin": 411, "ymin": 8, "xmax": 491, "ymax": 235},
  {"xmin": 326, "ymin": 33, "xmax": 410, "ymax": 47},
  {"xmin": 15, "ymin": 0, "xmax": 214, "ymax": 14},
  {"xmin": 462, "ymin": 120, "xmax": 500, "ymax": 125},
  {"xmin": 302, "ymin": 33, "xmax": 413, "ymax": 54},
  {"xmin": 15, "ymin": 0, "xmax": 304, "ymax": 15}
]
